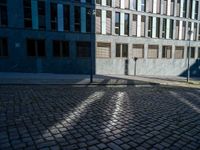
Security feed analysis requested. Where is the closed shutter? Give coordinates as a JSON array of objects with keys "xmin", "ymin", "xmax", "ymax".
[
  {"xmin": 157, "ymin": 0, "xmax": 160, "ymax": 13},
  {"xmin": 106, "ymin": 11, "xmax": 111, "ymax": 34},
  {"xmin": 175, "ymin": 46, "xmax": 184, "ymax": 59},
  {"xmin": 170, "ymin": 0, "xmax": 174, "ymax": 16},
  {"xmin": 96, "ymin": 43, "xmax": 111, "ymax": 58},
  {"xmin": 115, "ymin": 0, "xmax": 120, "ymax": 8},
  {"xmin": 96, "ymin": 10, "xmax": 101, "ymax": 34},
  {"xmin": 132, "ymin": 14, "xmax": 137, "ymax": 36},
  {"xmin": 163, "ymin": 0, "xmax": 167, "ymax": 15},
  {"xmin": 175, "ymin": 21, "xmax": 179, "ymax": 39},
  {"xmin": 132, "ymin": 44, "xmax": 144, "ymax": 58},
  {"xmin": 125, "ymin": 0, "xmax": 129, "ymax": 9},
  {"xmin": 141, "ymin": 16, "xmax": 145, "ymax": 37},
  {"xmin": 176, "ymin": 0, "xmax": 180, "ymax": 16},
  {"xmin": 148, "ymin": 45, "xmax": 158, "ymax": 58}
]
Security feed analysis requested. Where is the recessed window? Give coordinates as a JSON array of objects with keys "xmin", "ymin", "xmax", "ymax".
[
  {"xmin": 64, "ymin": 5, "xmax": 70, "ymax": 31},
  {"xmin": 141, "ymin": 0, "xmax": 146, "ymax": 12},
  {"xmin": 96, "ymin": 0, "xmax": 101, "ymax": 4},
  {"xmin": 0, "ymin": 38, "xmax": 8, "ymax": 57},
  {"xmin": 162, "ymin": 46, "xmax": 172, "ymax": 59},
  {"xmin": 27, "ymin": 39, "xmax": 45, "ymax": 57},
  {"xmin": 187, "ymin": 47, "xmax": 195, "ymax": 58},
  {"xmin": 50, "ymin": 3, "xmax": 57, "ymax": 31},
  {"xmin": 23, "ymin": 0, "xmax": 32, "ymax": 28},
  {"xmin": 38, "ymin": 0, "xmax": 46, "ymax": 30},
  {"xmin": 96, "ymin": 42, "xmax": 111, "ymax": 58},
  {"xmin": 148, "ymin": 16, "xmax": 153, "ymax": 37},
  {"xmin": 74, "ymin": 6, "xmax": 81, "ymax": 32},
  {"xmin": 175, "ymin": 46, "xmax": 184, "ymax": 59},
  {"xmin": 77, "ymin": 42, "xmax": 91, "ymax": 57},
  {"xmin": 96, "ymin": 9, "xmax": 101, "ymax": 34},
  {"xmin": 106, "ymin": 11, "xmax": 112, "ymax": 35},
  {"xmin": 148, "ymin": 45, "xmax": 158, "ymax": 59},
  {"xmin": 0, "ymin": 0, "xmax": 7, "ymax": 27},
  {"xmin": 115, "ymin": 12, "xmax": 120, "ymax": 35},
  {"xmin": 86, "ymin": 8, "xmax": 91, "ymax": 32},
  {"xmin": 198, "ymin": 48, "xmax": 200, "ymax": 58},
  {"xmin": 53, "ymin": 41, "xmax": 69, "ymax": 57},
  {"xmin": 132, "ymin": 44, "xmax": 144, "ymax": 58},
  {"xmin": 124, "ymin": 13, "xmax": 129, "ymax": 35},
  {"xmin": 132, "ymin": 14, "xmax": 137, "ymax": 36},
  {"xmin": 116, "ymin": 44, "xmax": 128, "ymax": 58}
]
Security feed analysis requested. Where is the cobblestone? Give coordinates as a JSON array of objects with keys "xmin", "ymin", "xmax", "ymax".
[{"xmin": 0, "ymin": 85, "xmax": 200, "ymax": 149}]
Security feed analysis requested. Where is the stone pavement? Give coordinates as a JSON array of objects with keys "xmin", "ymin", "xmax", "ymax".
[{"xmin": 0, "ymin": 85, "xmax": 200, "ymax": 149}]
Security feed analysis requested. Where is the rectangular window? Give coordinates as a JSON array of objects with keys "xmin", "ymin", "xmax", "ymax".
[
  {"xmin": 107, "ymin": 0, "xmax": 112, "ymax": 6},
  {"xmin": 132, "ymin": 44, "xmax": 144, "ymax": 58},
  {"xmin": 53, "ymin": 40, "xmax": 69, "ymax": 57},
  {"xmin": 96, "ymin": 9, "xmax": 101, "ymax": 34},
  {"xmin": 115, "ymin": 0, "xmax": 120, "ymax": 8},
  {"xmin": 125, "ymin": 0, "xmax": 129, "ymax": 9},
  {"xmin": 74, "ymin": 6, "xmax": 81, "ymax": 32},
  {"xmin": 148, "ymin": 16, "xmax": 153, "ymax": 37},
  {"xmin": 183, "ymin": 0, "xmax": 187, "ymax": 17},
  {"xmin": 131, "ymin": 0, "xmax": 137, "ymax": 10},
  {"xmin": 124, "ymin": 13, "xmax": 129, "ymax": 35},
  {"xmin": 162, "ymin": 46, "xmax": 172, "ymax": 58},
  {"xmin": 175, "ymin": 20, "xmax": 179, "ymax": 40},
  {"xmin": 106, "ymin": 11, "xmax": 112, "ymax": 35},
  {"xmin": 162, "ymin": 18, "xmax": 167, "ymax": 38},
  {"xmin": 148, "ymin": 45, "xmax": 158, "ymax": 59},
  {"xmin": 141, "ymin": 0, "xmax": 146, "ymax": 12},
  {"xmin": 116, "ymin": 44, "xmax": 128, "ymax": 58},
  {"xmin": 27, "ymin": 39, "xmax": 45, "ymax": 57},
  {"xmin": 198, "ymin": 48, "xmax": 200, "ymax": 58},
  {"xmin": 115, "ymin": 12, "xmax": 120, "ymax": 35},
  {"xmin": 96, "ymin": 43, "xmax": 111, "ymax": 58},
  {"xmin": 141, "ymin": 16, "xmax": 145, "ymax": 37},
  {"xmin": 187, "ymin": 22, "xmax": 191, "ymax": 40},
  {"xmin": 77, "ymin": 42, "xmax": 91, "ymax": 57},
  {"xmin": 38, "ymin": 1, "xmax": 45, "ymax": 30},
  {"xmin": 96, "ymin": 0, "xmax": 101, "ymax": 4},
  {"xmin": 169, "ymin": 20, "xmax": 174, "ymax": 39},
  {"xmin": 157, "ymin": 0, "xmax": 161, "ymax": 13},
  {"xmin": 187, "ymin": 47, "xmax": 195, "ymax": 58},
  {"xmin": 86, "ymin": 8, "xmax": 91, "ymax": 32},
  {"xmin": 51, "ymin": 3, "xmax": 57, "ymax": 30},
  {"xmin": 182, "ymin": 21, "xmax": 186, "ymax": 40},
  {"xmin": 189, "ymin": 1, "xmax": 193, "ymax": 18},
  {"xmin": 132, "ymin": 14, "xmax": 137, "ymax": 36},
  {"xmin": 195, "ymin": 1, "xmax": 199, "ymax": 19},
  {"xmin": 176, "ymin": 0, "xmax": 180, "ymax": 16},
  {"xmin": 175, "ymin": 46, "xmax": 184, "ymax": 59},
  {"xmin": 0, "ymin": 38, "xmax": 8, "ymax": 57},
  {"xmin": 156, "ymin": 18, "xmax": 160, "ymax": 38},
  {"xmin": 146, "ymin": 0, "xmax": 153, "ymax": 12},
  {"xmin": 0, "ymin": 0, "xmax": 7, "ymax": 26},
  {"xmin": 23, "ymin": 0, "xmax": 32, "ymax": 28},
  {"xmin": 170, "ymin": 0, "xmax": 174, "ymax": 16},
  {"xmin": 163, "ymin": 0, "xmax": 167, "ymax": 15},
  {"xmin": 193, "ymin": 23, "xmax": 197, "ymax": 41},
  {"xmin": 64, "ymin": 5, "xmax": 70, "ymax": 31}
]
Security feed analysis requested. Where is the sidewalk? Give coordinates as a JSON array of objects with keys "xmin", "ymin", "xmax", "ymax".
[{"xmin": 0, "ymin": 72, "xmax": 199, "ymax": 88}]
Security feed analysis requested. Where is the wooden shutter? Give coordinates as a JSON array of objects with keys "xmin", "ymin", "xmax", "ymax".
[{"xmin": 96, "ymin": 43, "xmax": 111, "ymax": 58}]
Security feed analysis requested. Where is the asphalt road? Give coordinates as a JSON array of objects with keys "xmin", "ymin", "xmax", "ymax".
[{"xmin": 0, "ymin": 85, "xmax": 200, "ymax": 150}]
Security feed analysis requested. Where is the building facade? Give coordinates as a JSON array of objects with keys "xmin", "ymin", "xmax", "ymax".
[{"xmin": 0, "ymin": 0, "xmax": 200, "ymax": 76}]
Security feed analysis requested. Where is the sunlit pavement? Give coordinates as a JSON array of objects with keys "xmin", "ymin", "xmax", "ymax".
[{"xmin": 0, "ymin": 85, "xmax": 200, "ymax": 150}]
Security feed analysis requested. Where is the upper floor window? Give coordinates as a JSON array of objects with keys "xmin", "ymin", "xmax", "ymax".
[
  {"xmin": 27, "ymin": 39, "xmax": 46, "ymax": 57},
  {"xmin": 86, "ymin": 8, "xmax": 91, "ymax": 32},
  {"xmin": 0, "ymin": 38, "xmax": 8, "ymax": 57},
  {"xmin": 96, "ymin": 9, "xmax": 101, "ymax": 34},
  {"xmin": 124, "ymin": 13, "xmax": 129, "ymax": 35},
  {"xmin": 38, "ymin": 1, "xmax": 46, "ymax": 30},
  {"xmin": 130, "ymin": 0, "xmax": 137, "ymax": 10},
  {"xmin": 106, "ymin": 11, "xmax": 112, "ymax": 35},
  {"xmin": 148, "ymin": 16, "xmax": 153, "ymax": 37},
  {"xmin": 115, "ymin": 12, "xmax": 120, "ymax": 35},
  {"xmin": 23, "ymin": 0, "xmax": 32, "ymax": 28},
  {"xmin": 141, "ymin": 0, "xmax": 146, "ymax": 12},
  {"xmin": 0, "ymin": 0, "xmax": 7, "ymax": 27},
  {"xmin": 50, "ymin": 3, "xmax": 57, "ymax": 31},
  {"xmin": 96, "ymin": 0, "xmax": 101, "ymax": 4},
  {"xmin": 182, "ymin": 0, "xmax": 187, "ymax": 17},
  {"xmin": 195, "ymin": 1, "xmax": 199, "ymax": 19},
  {"xmin": 74, "ymin": 6, "xmax": 81, "ymax": 32},
  {"xmin": 64, "ymin": 5, "xmax": 70, "ymax": 31},
  {"xmin": 107, "ymin": 0, "xmax": 112, "ymax": 6}
]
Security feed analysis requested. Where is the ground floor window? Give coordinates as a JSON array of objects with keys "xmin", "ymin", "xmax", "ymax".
[
  {"xmin": 198, "ymin": 48, "xmax": 200, "ymax": 58},
  {"xmin": 27, "ymin": 39, "xmax": 45, "ymax": 57},
  {"xmin": 148, "ymin": 45, "xmax": 158, "ymax": 59},
  {"xmin": 162, "ymin": 46, "xmax": 172, "ymax": 59},
  {"xmin": 0, "ymin": 38, "xmax": 8, "ymax": 57},
  {"xmin": 96, "ymin": 42, "xmax": 111, "ymax": 58},
  {"xmin": 187, "ymin": 47, "xmax": 195, "ymax": 58},
  {"xmin": 53, "ymin": 40, "xmax": 69, "ymax": 57},
  {"xmin": 175, "ymin": 46, "xmax": 184, "ymax": 59},
  {"xmin": 116, "ymin": 43, "xmax": 128, "ymax": 58},
  {"xmin": 132, "ymin": 44, "xmax": 144, "ymax": 58},
  {"xmin": 76, "ymin": 42, "xmax": 91, "ymax": 58}
]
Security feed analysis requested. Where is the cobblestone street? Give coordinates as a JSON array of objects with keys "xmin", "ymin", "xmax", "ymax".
[{"xmin": 0, "ymin": 85, "xmax": 200, "ymax": 150}]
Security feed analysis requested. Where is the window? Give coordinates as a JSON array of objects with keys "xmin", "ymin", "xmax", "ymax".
[
  {"xmin": 170, "ymin": 0, "xmax": 174, "ymax": 16},
  {"xmin": 23, "ymin": 0, "xmax": 32, "ymax": 28},
  {"xmin": 176, "ymin": 0, "xmax": 180, "ymax": 16},
  {"xmin": 163, "ymin": 0, "xmax": 167, "ymax": 15},
  {"xmin": 189, "ymin": 0, "xmax": 193, "ymax": 18},
  {"xmin": 187, "ymin": 47, "xmax": 195, "ymax": 58},
  {"xmin": 0, "ymin": 0, "xmax": 7, "ymax": 26},
  {"xmin": 115, "ymin": 0, "xmax": 120, "ymax": 8},
  {"xmin": 141, "ymin": 16, "xmax": 145, "ymax": 37},
  {"xmin": 132, "ymin": 14, "xmax": 137, "ymax": 36},
  {"xmin": 96, "ymin": 0, "xmax": 101, "ymax": 4},
  {"xmin": 86, "ymin": 0, "xmax": 92, "ymax": 4},
  {"xmin": 106, "ymin": 11, "xmax": 112, "ymax": 34},
  {"xmin": 157, "ymin": 0, "xmax": 161, "ymax": 14},
  {"xmin": 183, "ymin": 0, "xmax": 187, "ymax": 17},
  {"xmin": 169, "ymin": 20, "xmax": 174, "ymax": 39},
  {"xmin": 175, "ymin": 46, "xmax": 184, "ymax": 59},
  {"xmin": 148, "ymin": 16, "xmax": 153, "ymax": 37},
  {"xmin": 175, "ymin": 21, "xmax": 179, "ymax": 40},
  {"xmin": 187, "ymin": 22, "xmax": 191, "ymax": 40},
  {"xmin": 146, "ymin": 0, "xmax": 153, "ymax": 12},
  {"xmin": 130, "ymin": 0, "xmax": 137, "ymax": 10},
  {"xmin": 64, "ymin": 5, "xmax": 70, "ymax": 31},
  {"xmin": 86, "ymin": 8, "xmax": 91, "ymax": 32},
  {"xmin": 156, "ymin": 18, "xmax": 160, "ymax": 38},
  {"xmin": 132, "ymin": 44, "xmax": 144, "ymax": 58},
  {"xmin": 74, "ymin": 6, "xmax": 81, "ymax": 32},
  {"xmin": 107, "ymin": 0, "xmax": 112, "ymax": 6},
  {"xmin": 182, "ymin": 21, "xmax": 186, "ymax": 40},
  {"xmin": 51, "ymin": 3, "xmax": 57, "ymax": 30},
  {"xmin": 38, "ymin": 1, "xmax": 45, "ymax": 30},
  {"xmin": 115, "ymin": 12, "xmax": 120, "ymax": 35},
  {"xmin": 162, "ymin": 46, "xmax": 172, "ymax": 58},
  {"xmin": 116, "ymin": 44, "xmax": 128, "ymax": 58},
  {"xmin": 148, "ymin": 45, "xmax": 158, "ymax": 59},
  {"xmin": 27, "ymin": 39, "xmax": 45, "ymax": 57},
  {"xmin": 96, "ymin": 9, "xmax": 101, "ymax": 34},
  {"xmin": 162, "ymin": 18, "xmax": 167, "ymax": 38},
  {"xmin": 195, "ymin": 1, "xmax": 199, "ymax": 19},
  {"xmin": 198, "ymin": 48, "xmax": 200, "ymax": 58},
  {"xmin": 0, "ymin": 38, "xmax": 8, "ymax": 57},
  {"xmin": 96, "ymin": 43, "xmax": 111, "ymax": 58},
  {"xmin": 53, "ymin": 41, "xmax": 69, "ymax": 57},
  {"xmin": 77, "ymin": 42, "xmax": 91, "ymax": 57},
  {"xmin": 124, "ymin": 13, "xmax": 129, "ymax": 35},
  {"xmin": 193, "ymin": 23, "xmax": 197, "ymax": 41},
  {"xmin": 125, "ymin": 0, "xmax": 129, "ymax": 9},
  {"xmin": 141, "ymin": 0, "xmax": 146, "ymax": 12}
]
